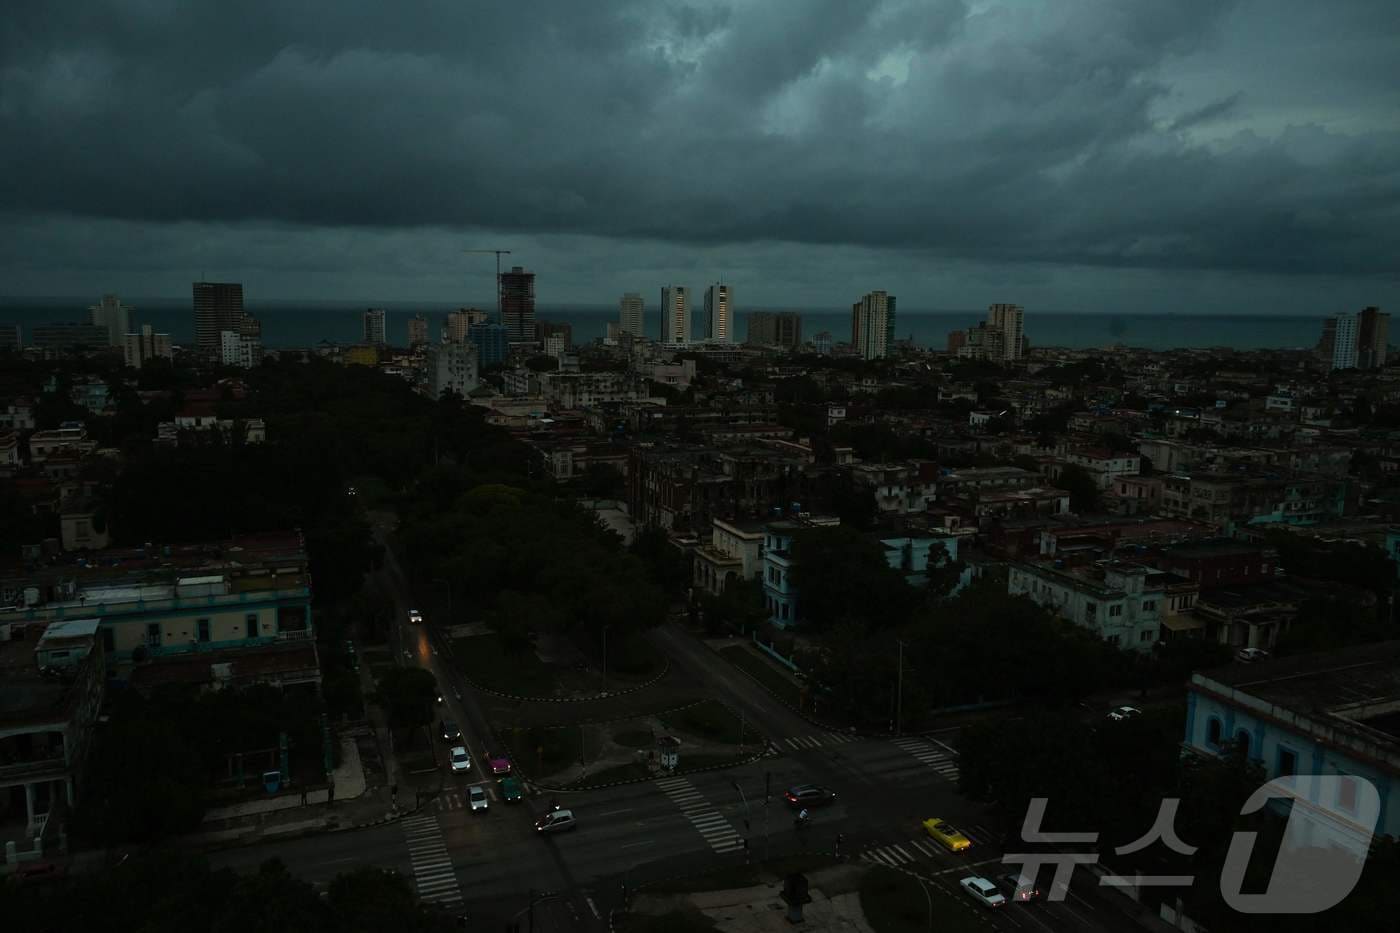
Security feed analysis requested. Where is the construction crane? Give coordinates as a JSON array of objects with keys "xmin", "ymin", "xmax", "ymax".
[{"xmin": 464, "ymin": 248, "xmax": 512, "ymax": 322}]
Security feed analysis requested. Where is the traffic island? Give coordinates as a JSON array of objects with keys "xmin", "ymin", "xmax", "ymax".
[{"xmin": 858, "ymin": 865, "xmax": 985, "ymax": 933}]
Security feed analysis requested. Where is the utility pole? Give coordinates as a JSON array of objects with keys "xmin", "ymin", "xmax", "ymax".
[
  {"xmin": 895, "ymin": 639, "xmax": 906, "ymax": 737},
  {"xmin": 464, "ymin": 248, "xmax": 512, "ymax": 323},
  {"xmin": 763, "ymin": 770, "xmax": 771, "ymax": 862},
  {"xmin": 601, "ymin": 625, "xmax": 610, "ymax": 689}
]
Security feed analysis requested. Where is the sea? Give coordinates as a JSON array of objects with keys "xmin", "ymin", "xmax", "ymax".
[{"xmin": 0, "ymin": 297, "xmax": 1326, "ymax": 352}]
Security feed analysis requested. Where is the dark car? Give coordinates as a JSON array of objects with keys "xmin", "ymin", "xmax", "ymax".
[
  {"xmin": 999, "ymin": 871, "xmax": 1042, "ymax": 903},
  {"xmin": 440, "ymin": 719, "xmax": 462, "ymax": 742},
  {"xmin": 783, "ymin": 784, "xmax": 837, "ymax": 807}
]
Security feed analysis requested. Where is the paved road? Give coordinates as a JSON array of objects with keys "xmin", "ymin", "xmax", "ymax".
[{"xmin": 214, "ymin": 522, "xmax": 1147, "ymax": 931}]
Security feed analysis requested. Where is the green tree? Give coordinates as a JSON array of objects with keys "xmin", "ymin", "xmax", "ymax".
[
  {"xmin": 1057, "ymin": 463, "xmax": 1101, "ymax": 511},
  {"xmin": 789, "ymin": 527, "xmax": 916, "ymax": 632},
  {"xmin": 370, "ymin": 667, "xmax": 438, "ymax": 746}
]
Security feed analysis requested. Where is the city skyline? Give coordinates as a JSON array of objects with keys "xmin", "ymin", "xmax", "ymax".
[{"xmin": 1, "ymin": 2, "xmax": 1396, "ymax": 314}]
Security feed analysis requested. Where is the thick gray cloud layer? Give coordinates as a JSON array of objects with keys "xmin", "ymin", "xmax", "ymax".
[{"xmin": 2, "ymin": 0, "xmax": 1398, "ymax": 305}]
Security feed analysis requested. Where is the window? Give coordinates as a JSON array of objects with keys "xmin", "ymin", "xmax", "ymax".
[
  {"xmin": 197, "ymin": 619, "xmax": 210, "ymax": 643},
  {"xmin": 146, "ymin": 623, "xmax": 161, "ymax": 647},
  {"xmin": 1236, "ymin": 730, "xmax": 1251, "ymax": 757},
  {"xmin": 1085, "ymin": 602, "xmax": 1097, "ymax": 621},
  {"xmin": 1140, "ymin": 630, "xmax": 1154, "ymax": 642},
  {"xmin": 768, "ymin": 567, "xmax": 776, "ymax": 584},
  {"xmin": 1109, "ymin": 604, "xmax": 1123, "ymax": 617},
  {"xmin": 1278, "ymin": 747, "xmax": 1298, "ymax": 777},
  {"xmin": 245, "ymin": 613, "xmax": 258, "ymax": 636},
  {"xmin": 1142, "ymin": 600, "xmax": 1156, "ymax": 611},
  {"xmin": 1206, "ymin": 717, "xmax": 1222, "ymax": 747},
  {"xmin": 1337, "ymin": 775, "xmax": 1359, "ymax": 814},
  {"xmin": 101, "ymin": 626, "xmax": 114, "ymax": 653}
]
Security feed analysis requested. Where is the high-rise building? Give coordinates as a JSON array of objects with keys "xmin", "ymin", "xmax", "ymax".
[
  {"xmin": 501, "ymin": 266, "xmax": 536, "ymax": 342},
  {"xmin": 746, "ymin": 311, "xmax": 802, "ymax": 348},
  {"xmin": 124, "ymin": 324, "xmax": 173, "ymax": 368},
  {"xmin": 1329, "ymin": 313, "xmax": 1358, "ymax": 371},
  {"xmin": 427, "ymin": 339, "xmax": 479, "ymax": 398},
  {"xmin": 446, "ymin": 309, "xmax": 481, "ymax": 343},
  {"xmin": 661, "ymin": 286, "xmax": 690, "ymax": 344},
  {"xmin": 0, "ymin": 324, "xmax": 20, "ymax": 351},
  {"xmin": 219, "ymin": 314, "xmax": 263, "ymax": 369},
  {"xmin": 813, "ymin": 331, "xmax": 832, "ymax": 355},
  {"xmin": 987, "ymin": 304, "xmax": 1024, "ymax": 361},
  {"xmin": 407, "ymin": 314, "xmax": 429, "ymax": 348},
  {"xmin": 469, "ymin": 323, "xmax": 509, "ymax": 368},
  {"xmin": 704, "ymin": 284, "xmax": 732, "ymax": 342},
  {"xmin": 947, "ymin": 330, "xmax": 967, "ymax": 354},
  {"xmin": 851, "ymin": 291, "xmax": 891, "ymax": 359},
  {"xmin": 88, "ymin": 294, "xmax": 132, "ymax": 347},
  {"xmin": 886, "ymin": 295, "xmax": 897, "ymax": 354},
  {"xmin": 363, "ymin": 308, "xmax": 386, "ymax": 346},
  {"xmin": 1317, "ymin": 317, "xmax": 1338, "ymax": 362},
  {"xmin": 193, "ymin": 282, "xmax": 245, "ymax": 353},
  {"xmin": 536, "ymin": 320, "xmax": 572, "ymax": 349},
  {"xmin": 1357, "ymin": 306, "xmax": 1389, "ymax": 370},
  {"xmin": 619, "ymin": 293, "xmax": 645, "ymax": 337}
]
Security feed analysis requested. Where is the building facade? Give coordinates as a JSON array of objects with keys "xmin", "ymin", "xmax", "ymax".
[
  {"xmin": 1357, "ymin": 305, "xmax": 1389, "ymax": 370},
  {"xmin": 851, "ymin": 291, "xmax": 891, "ymax": 360},
  {"xmin": 501, "ymin": 267, "xmax": 537, "ymax": 342},
  {"xmin": 193, "ymin": 282, "xmax": 245, "ymax": 353},
  {"xmin": 363, "ymin": 308, "xmax": 386, "ymax": 346},
  {"xmin": 704, "ymin": 284, "xmax": 732, "ymax": 343},
  {"xmin": 747, "ymin": 312, "xmax": 802, "ymax": 348},
  {"xmin": 88, "ymin": 294, "xmax": 131, "ymax": 347},
  {"xmin": 1008, "ymin": 561, "xmax": 1167, "ymax": 651},
  {"xmin": 468, "ymin": 322, "xmax": 509, "ymax": 368},
  {"xmin": 1330, "ymin": 312, "xmax": 1359, "ymax": 371},
  {"xmin": 987, "ymin": 303, "xmax": 1024, "ymax": 362},
  {"xmin": 407, "ymin": 313, "xmax": 429, "ymax": 347},
  {"xmin": 427, "ymin": 340, "xmax": 479, "ymax": 398},
  {"xmin": 619, "ymin": 293, "xmax": 645, "ymax": 337},
  {"xmin": 123, "ymin": 324, "xmax": 173, "ymax": 368},
  {"xmin": 661, "ymin": 285, "xmax": 690, "ymax": 345}
]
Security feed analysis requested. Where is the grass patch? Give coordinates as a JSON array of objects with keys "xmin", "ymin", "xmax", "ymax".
[
  {"xmin": 646, "ymin": 865, "xmax": 759, "ymax": 894},
  {"xmin": 659, "ymin": 699, "xmax": 748, "ymax": 745},
  {"xmin": 719, "ymin": 646, "xmax": 801, "ymax": 707},
  {"xmin": 612, "ymin": 729, "xmax": 655, "ymax": 748},
  {"xmin": 861, "ymin": 867, "xmax": 981, "ymax": 933},
  {"xmin": 507, "ymin": 724, "xmax": 601, "ymax": 779},
  {"xmin": 453, "ymin": 634, "xmax": 558, "ymax": 697},
  {"xmin": 603, "ymin": 634, "xmax": 664, "ymax": 680}
]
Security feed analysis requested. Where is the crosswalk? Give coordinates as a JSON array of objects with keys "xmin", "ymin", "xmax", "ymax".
[
  {"xmin": 861, "ymin": 824, "xmax": 1000, "ymax": 868},
  {"xmin": 402, "ymin": 813, "xmax": 462, "ymax": 907},
  {"xmin": 780, "ymin": 731, "xmax": 859, "ymax": 750},
  {"xmin": 892, "ymin": 736, "xmax": 960, "ymax": 781},
  {"xmin": 433, "ymin": 785, "xmax": 494, "ymax": 811},
  {"xmin": 655, "ymin": 776, "xmax": 744, "ymax": 854}
]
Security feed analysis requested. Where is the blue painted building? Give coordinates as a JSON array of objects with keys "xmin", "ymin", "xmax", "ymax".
[
  {"xmin": 469, "ymin": 323, "xmax": 509, "ymax": 369},
  {"xmin": 1185, "ymin": 643, "xmax": 1400, "ymax": 845}
]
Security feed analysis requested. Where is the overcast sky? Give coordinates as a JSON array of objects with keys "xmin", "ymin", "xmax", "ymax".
[{"xmin": 2, "ymin": 0, "xmax": 1397, "ymax": 313}]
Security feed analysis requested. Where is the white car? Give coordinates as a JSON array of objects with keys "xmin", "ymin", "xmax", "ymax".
[
  {"xmin": 1107, "ymin": 705, "xmax": 1142, "ymax": 722},
  {"xmin": 449, "ymin": 746, "xmax": 471, "ymax": 773},
  {"xmin": 960, "ymin": 876, "xmax": 1006, "ymax": 909},
  {"xmin": 469, "ymin": 786, "xmax": 488, "ymax": 812},
  {"xmin": 1237, "ymin": 647, "xmax": 1270, "ymax": 663},
  {"xmin": 408, "ymin": 609, "xmax": 423, "ymax": 624}
]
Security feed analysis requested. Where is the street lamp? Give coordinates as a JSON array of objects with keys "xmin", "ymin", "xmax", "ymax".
[{"xmin": 601, "ymin": 624, "xmax": 611, "ymax": 689}]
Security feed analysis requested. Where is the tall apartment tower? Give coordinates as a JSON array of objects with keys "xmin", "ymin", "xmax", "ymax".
[
  {"xmin": 885, "ymin": 295, "xmax": 897, "ymax": 353},
  {"xmin": 500, "ymin": 266, "xmax": 536, "ymax": 342},
  {"xmin": 987, "ymin": 303, "xmax": 1024, "ymax": 361},
  {"xmin": 1330, "ymin": 312, "xmax": 1359, "ymax": 371},
  {"xmin": 746, "ymin": 311, "xmax": 802, "ymax": 348},
  {"xmin": 661, "ymin": 286, "xmax": 690, "ymax": 345},
  {"xmin": 89, "ymin": 294, "xmax": 132, "ymax": 347},
  {"xmin": 851, "ymin": 291, "xmax": 891, "ymax": 359},
  {"xmin": 1357, "ymin": 306, "xmax": 1389, "ymax": 370},
  {"xmin": 363, "ymin": 308, "xmax": 386, "ymax": 346},
  {"xmin": 619, "ymin": 293, "xmax": 645, "ymax": 337},
  {"xmin": 193, "ymin": 282, "xmax": 245, "ymax": 353},
  {"xmin": 704, "ymin": 284, "xmax": 732, "ymax": 342},
  {"xmin": 407, "ymin": 314, "xmax": 429, "ymax": 348}
]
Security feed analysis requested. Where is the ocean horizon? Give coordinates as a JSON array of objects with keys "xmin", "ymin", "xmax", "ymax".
[{"xmin": 0, "ymin": 296, "xmax": 1327, "ymax": 352}]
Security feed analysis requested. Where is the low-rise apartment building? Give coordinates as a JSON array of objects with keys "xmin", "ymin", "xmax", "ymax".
[{"xmin": 1008, "ymin": 560, "xmax": 1192, "ymax": 651}]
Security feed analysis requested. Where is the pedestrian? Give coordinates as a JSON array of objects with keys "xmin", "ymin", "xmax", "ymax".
[
  {"xmin": 300, "ymin": 787, "xmax": 308, "ymax": 806},
  {"xmin": 327, "ymin": 782, "xmax": 336, "ymax": 807}
]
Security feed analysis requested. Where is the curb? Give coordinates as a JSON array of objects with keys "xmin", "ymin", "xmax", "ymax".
[
  {"xmin": 531, "ymin": 744, "xmax": 775, "ymax": 793},
  {"xmin": 711, "ymin": 641, "xmax": 866, "ymax": 737}
]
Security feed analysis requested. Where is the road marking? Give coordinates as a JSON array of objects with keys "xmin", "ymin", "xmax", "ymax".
[
  {"xmin": 935, "ymin": 856, "xmax": 1007, "ymax": 876},
  {"xmin": 655, "ymin": 776, "xmax": 746, "ymax": 854},
  {"xmin": 892, "ymin": 736, "xmax": 961, "ymax": 781},
  {"xmin": 619, "ymin": 840, "xmax": 654, "ymax": 850},
  {"xmin": 586, "ymin": 897, "xmax": 601, "ymax": 920},
  {"xmin": 401, "ymin": 814, "xmax": 462, "ymax": 908},
  {"xmin": 593, "ymin": 807, "xmax": 634, "ymax": 818}
]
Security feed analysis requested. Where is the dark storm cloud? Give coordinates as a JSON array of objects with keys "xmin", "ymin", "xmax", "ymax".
[{"xmin": 2, "ymin": 0, "xmax": 1399, "ymax": 283}]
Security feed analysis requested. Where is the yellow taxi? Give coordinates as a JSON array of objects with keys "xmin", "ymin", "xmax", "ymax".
[{"xmin": 922, "ymin": 817, "xmax": 972, "ymax": 852}]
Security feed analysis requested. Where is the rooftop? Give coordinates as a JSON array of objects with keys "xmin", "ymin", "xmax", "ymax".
[{"xmin": 0, "ymin": 620, "xmax": 98, "ymax": 727}]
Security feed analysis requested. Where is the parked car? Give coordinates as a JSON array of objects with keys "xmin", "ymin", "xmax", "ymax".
[
  {"xmin": 488, "ymin": 754, "xmax": 512, "ymax": 776},
  {"xmin": 1106, "ymin": 706, "xmax": 1142, "ymax": 722},
  {"xmin": 960, "ymin": 876, "xmax": 1006, "ymax": 909},
  {"xmin": 784, "ymin": 784, "xmax": 837, "ymax": 807},
  {"xmin": 500, "ymin": 777, "xmax": 524, "ymax": 803},
  {"xmin": 408, "ymin": 609, "xmax": 423, "ymax": 624},
  {"xmin": 535, "ymin": 809, "xmax": 577, "ymax": 834},
  {"xmin": 999, "ymin": 872, "xmax": 1041, "ymax": 903},
  {"xmin": 923, "ymin": 817, "xmax": 971, "ymax": 853},
  {"xmin": 449, "ymin": 746, "xmax": 471, "ymax": 773},
  {"xmin": 469, "ymin": 785, "xmax": 489, "ymax": 812},
  {"xmin": 440, "ymin": 720, "xmax": 462, "ymax": 741},
  {"xmin": 1236, "ymin": 647, "xmax": 1270, "ymax": 663}
]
